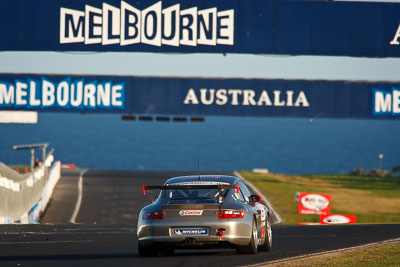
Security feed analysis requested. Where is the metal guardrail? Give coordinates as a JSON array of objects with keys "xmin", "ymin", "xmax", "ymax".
[{"xmin": 13, "ymin": 143, "xmax": 49, "ymax": 171}]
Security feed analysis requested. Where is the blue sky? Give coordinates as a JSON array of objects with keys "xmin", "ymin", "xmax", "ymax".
[{"xmin": 0, "ymin": 52, "xmax": 400, "ymax": 82}]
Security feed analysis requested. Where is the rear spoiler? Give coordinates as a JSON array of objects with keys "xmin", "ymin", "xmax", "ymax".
[{"xmin": 142, "ymin": 184, "xmax": 239, "ymax": 195}]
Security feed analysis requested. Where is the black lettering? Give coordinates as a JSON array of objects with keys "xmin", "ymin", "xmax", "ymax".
[
  {"xmin": 144, "ymin": 11, "xmax": 157, "ymax": 40},
  {"xmin": 65, "ymin": 14, "xmax": 84, "ymax": 38},
  {"xmin": 180, "ymin": 14, "xmax": 194, "ymax": 41}
]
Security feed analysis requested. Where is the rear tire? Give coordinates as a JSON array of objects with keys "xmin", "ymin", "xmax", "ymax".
[
  {"xmin": 258, "ymin": 216, "xmax": 272, "ymax": 252},
  {"xmin": 237, "ymin": 219, "xmax": 258, "ymax": 254},
  {"xmin": 138, "ymin": 242, "xmax": 158, "ymax": 257}
]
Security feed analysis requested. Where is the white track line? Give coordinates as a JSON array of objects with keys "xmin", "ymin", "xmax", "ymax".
[
  {"xmin": 234, "ymin": 171, "xmax": 282, "ymax": 224},
  {"xmin": 70, "ymin": 169, "xmax": 87, "ymax": 224}
]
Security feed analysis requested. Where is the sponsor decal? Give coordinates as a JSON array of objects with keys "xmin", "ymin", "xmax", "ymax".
[
  {"xmin": 179, "ymin": 210, "xmax": 203, "ymax": 216},
  {"xmin": 256, "ymin": 202, "xmax": 266, "ymax": 221},
  {"xmin": 183, "ymin": 88, "xmax": 310, "ymax": 107},
  {"xmin": 173, "ymin": 228, "xmax": 209, "ymax": 236},
  {"xmin": 60, "ymin": 1, "xmax": 234, "ymax": 47},
  {"xmin": 298, "ymin": 192, "xmax": 331, "ymax": 215},
  {"xmin": 0, "ymin": 77, "xmax": 125, "ymax": 110},
  {"xmin": 320, "ymin": 214, "xmax": 357, "ymax": 224},
  {"xmin": 373, "ymin": 88, "xmax": 400, "ymax": 115}
]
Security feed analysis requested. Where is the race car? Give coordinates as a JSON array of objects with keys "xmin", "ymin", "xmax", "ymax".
[{"xmin": 137, "ymin": 175, "xmax": 272, "ymax": 256}]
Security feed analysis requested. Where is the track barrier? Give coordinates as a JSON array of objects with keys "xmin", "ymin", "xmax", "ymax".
[{"xmin": 0, "ymin": 154, "xmax": 60, "ymax": 224}]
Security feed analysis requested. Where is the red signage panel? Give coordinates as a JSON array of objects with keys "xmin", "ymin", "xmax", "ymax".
[
  {"xmin": 298, "ymin": 192, "xmax": 331, "ymax": 215},
  {"xmin": 320, "ymin": 214, "xmax": 357, "ymax": 224}
]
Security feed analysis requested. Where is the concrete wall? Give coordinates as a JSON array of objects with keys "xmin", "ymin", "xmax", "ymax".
[{"xmin": 0, "ymin": 156, "xmax": 60, "ymax": 224}]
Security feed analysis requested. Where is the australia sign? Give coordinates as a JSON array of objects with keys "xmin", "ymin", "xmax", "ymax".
[{"xmin": 1, "ymin": 0, "xmax": 400, "ymax": 57}]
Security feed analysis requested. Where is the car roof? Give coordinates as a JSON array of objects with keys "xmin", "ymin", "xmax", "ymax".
[{"xmin": 165, "ymin": 175, "xmax": 240, "ymax": 185}]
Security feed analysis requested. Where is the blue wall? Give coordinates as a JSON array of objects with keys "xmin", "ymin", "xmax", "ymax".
[
  {"xmin": 1, "ymin": 74, "xmax": 399, "ymax": 119},
  {"xmin": 0, "ymin": 0, "xmax": 400, "ymax": 57}
]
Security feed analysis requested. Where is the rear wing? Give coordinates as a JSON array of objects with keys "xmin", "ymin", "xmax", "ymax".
[{"xmin": 142, "ymin": 184, "xmax": 239, "ymax": 196}]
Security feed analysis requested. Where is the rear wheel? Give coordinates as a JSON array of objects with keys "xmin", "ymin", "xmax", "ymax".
[
  {"xmin": 138, "ymin": 242, "xmax": 158, "ymax": 257},
  {"xmin": 258, "ymin": 216, "xmax": 272, "ymax": 252},
  {"xmin": 237, "ymin": 219, "xmax": 258, "ymax": 254}
]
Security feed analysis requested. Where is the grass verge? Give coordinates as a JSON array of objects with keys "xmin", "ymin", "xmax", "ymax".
[
  {"xmin": 264, "ymin": 241, "xmax": 400, "ymax": 267},
  {"xmin": 239, "ymin": 171, "xmax": 400, "ymax": 224}
]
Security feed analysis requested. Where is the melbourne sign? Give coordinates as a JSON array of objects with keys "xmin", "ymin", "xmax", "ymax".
[
  {"xmin": 1, "ymin": 0, "xmax": 400, "ymax": 57},
  {"xmin": 1, "ymin": 74, "xmax": 400, "ymax": 119},
  {"xmin": 0, "ymin": 76, "xmax": 125, "ymax": 110},
  {"xmin": 60, "ymin": 2, "xmax": 234, "ymax": 47}
]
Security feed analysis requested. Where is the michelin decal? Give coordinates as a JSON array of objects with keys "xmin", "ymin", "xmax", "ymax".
[
  {"xmin": 0, "ymin": 77, "xmax": 125, "ymax": 110},
  {"xmin": 60, "ymin": 1, "xmax": 234, "ymax": 47}
]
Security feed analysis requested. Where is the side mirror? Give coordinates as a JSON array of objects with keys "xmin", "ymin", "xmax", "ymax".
[{"xmin": 249, "ymin": 194, "xmax": 262, "ymax": 203}]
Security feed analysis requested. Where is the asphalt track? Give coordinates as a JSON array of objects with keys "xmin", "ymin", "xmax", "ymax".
[{"xmin": 1, "ymin": 170, "xmax": 400, "ymax": 267}]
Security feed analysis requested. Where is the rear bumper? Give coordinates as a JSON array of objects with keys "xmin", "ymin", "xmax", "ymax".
[{"xmin": 137, "ymin": 220, "xmax": 251, "ymax": 247}]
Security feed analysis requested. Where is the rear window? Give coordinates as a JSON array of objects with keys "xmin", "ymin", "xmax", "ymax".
[
  {"xmin": 162, "ymin": 181, "xmax": 231, "ymax": 204},
  {"xmin": 166, "ymin": 188, "xmax": 222, "ymax": 200}
]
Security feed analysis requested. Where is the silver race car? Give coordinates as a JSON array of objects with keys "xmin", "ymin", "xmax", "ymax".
[{"xmin": 137, "ymin": 175, "xmax": 272, "ymax": 256}]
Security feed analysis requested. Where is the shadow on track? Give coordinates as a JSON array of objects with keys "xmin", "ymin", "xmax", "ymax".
[
  {"xmin": 0, "ymin": 250, "xmax": 240, "ymax": 262},
  {"xmin": 0, "ymin": 253, "xmax": 138, "ymax": 262}
]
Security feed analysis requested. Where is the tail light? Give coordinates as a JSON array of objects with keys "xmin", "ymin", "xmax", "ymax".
[
  {"xmin": 142, "ymin": 211, "xmax": 165, "ymax": 220},
  {"xmin": 218, "ymin": 209, "xmax": 245, "ymax": 219}
]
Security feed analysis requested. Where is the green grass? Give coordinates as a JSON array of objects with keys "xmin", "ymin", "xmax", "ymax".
[
  {"xmin": 311, "ymin": 243, "xmax": 400, "ymax": 267},
  {"xmin": 307, "ymin": 174, "xmax": 400, "ymax": 198},
  {"xmin": 240, "ymin": 171, "xmax": 400, "ymax": 224},
  {"xmin": 274, "ymin": 242, "xmax": 400, "ymax": 266}
]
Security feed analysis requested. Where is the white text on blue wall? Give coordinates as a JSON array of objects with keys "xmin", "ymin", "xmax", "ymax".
[
  {"xmin": 0, "ymin": 77, "xmax": 125, "ymax": 110},
  {"xmin": 374, "ymin": 88, "xmax": 400, "ymax": 115}
]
